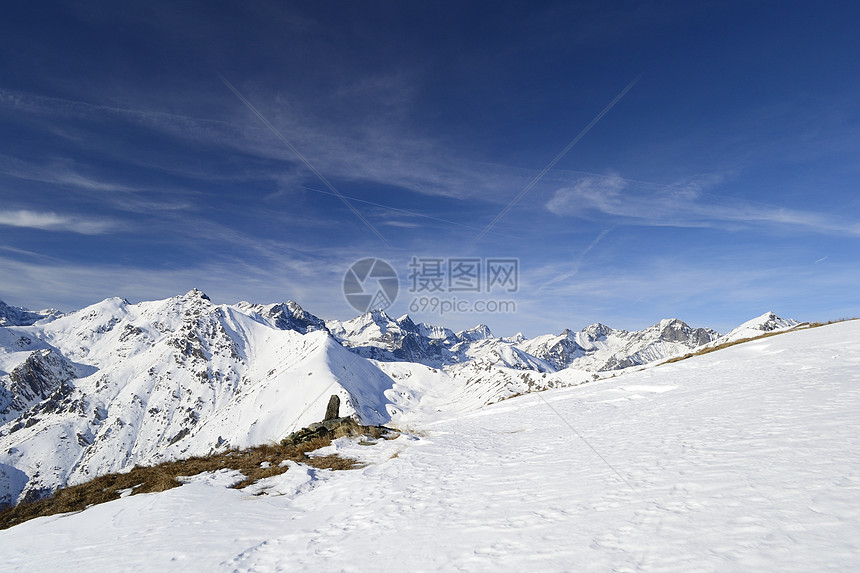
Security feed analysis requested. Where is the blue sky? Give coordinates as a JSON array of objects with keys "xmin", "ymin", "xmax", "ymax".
[{"xmin": 1, "ymin": 0, "xmax": 858, "ymax": 337}]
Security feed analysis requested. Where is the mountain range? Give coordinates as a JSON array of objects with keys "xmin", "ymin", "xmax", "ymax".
[{"xmin": 0, "ymin": 290, "xmax": 798, "ymax": 508}]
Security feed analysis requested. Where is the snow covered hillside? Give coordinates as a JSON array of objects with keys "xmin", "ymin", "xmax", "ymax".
[
  {"xmin": 1, "ymin": 318, "xmax": 857, "ymax": 572},
  {"xmin": 0, "ymin": 291, "xmax": 395, "ymax": 507},
  {"xmin": 0, "ymin": 290, "xmax": 795, "ymax": 508}
]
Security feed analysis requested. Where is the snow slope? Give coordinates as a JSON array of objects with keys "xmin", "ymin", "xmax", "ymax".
[{"xmin": 1, "ymin": 320, "xmax": 857, "ymax": 572}]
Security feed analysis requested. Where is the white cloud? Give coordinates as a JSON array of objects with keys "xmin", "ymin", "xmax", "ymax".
[
  {"xmin": 0, "ymin": 87, "xmax": 531, "ymax": 206},
  {"xmin": 545, "ymin": 173, "xmax": 628, "ymax": 216},
  {"xmin": 0, "ymin": 210, "xmax": 116, "ymax": 234},
  {"xmin": 546, "ymin": 172, "xmax": 860, "ymax": 237}
]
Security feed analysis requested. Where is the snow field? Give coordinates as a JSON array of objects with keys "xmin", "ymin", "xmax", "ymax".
[{"xmin": 1, "ymin": 320, "xmax": 857, "ymax": 571}]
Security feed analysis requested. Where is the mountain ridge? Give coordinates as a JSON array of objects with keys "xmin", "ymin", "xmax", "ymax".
[{"xmin": 0, "ymin": 290, "xmax": 798, "ymax": 508}]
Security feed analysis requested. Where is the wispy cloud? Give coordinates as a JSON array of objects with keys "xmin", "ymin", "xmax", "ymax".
[
  {"xmin": 0, "ymin": 245, "xmax": 365, "ymax": 319},
  {"xmin": 0, "ymin": 86, "xmax": 531, "ymax": 206},
  {"xmin": 380, "ymin": 220, "xmax": 421, "ymax": 228},
  {"xmin": 546, "ymin": 172, "xmax": 860, "ymax": 237},
  {"xmin": 0, "ymin": 154, "xmax": 200, "ymax": 216},
  {"xmin": 0, "ymin": 210, "xmax": 116, "ymax": 234},
  {"xmin": 0, "ymin": 154, "xmax": 138, "ymax": 193}
]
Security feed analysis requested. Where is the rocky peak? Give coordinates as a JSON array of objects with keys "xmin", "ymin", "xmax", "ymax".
[
  {"xmin": 367, "ymin": 308, "xmax": 394, "ymax": 325},
  {"xmin": 0, "ymin": 301, "xmax": 62, "ymax": 327},
  {"xmin": 714, "ymin": 311, "xmax": 797, "ymax": 345},
  {"xmin": 657, "ymin": 319, "xmax": 692, "ymax": 342},
  {"xmin": 249, "ymin": 301, "xmax": 328, "ymax": 335},
  {"xmin": 396, "ymin": 314, "xmax": 418, "ymax": 332},
  {"xmin": 581, "ymin": 323, "xmax": 614, "ymax": 339},
  {"xmin": 182, "ymin": 289, "xmax": 211, "ymax": 302},
  {"xmin": 457, "ymin": 324, "xmax": 493, "ymax": 342},
  {"xmin": 751, "ymin": 311, "xmax": 798, "ymax": 332},
  {"xmin": 0, "ymin": 349, "xmax": 77, "ymax": 425}
]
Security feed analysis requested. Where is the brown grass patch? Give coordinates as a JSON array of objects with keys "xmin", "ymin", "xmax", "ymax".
[{"xmin": 0, "ymin": 432, "xmax": 378, "ymax": 530}]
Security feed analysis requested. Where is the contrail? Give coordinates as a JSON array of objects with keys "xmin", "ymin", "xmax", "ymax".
[
  {"xmin": 220, "ymin": 76, "xmax": 388, "ymax": 245},
  {"xmin": 471, "ymin": 76, "xmax": 640, "ymax": 246},
  {"xmin": 536, "ymin": 227, "xmax": 614, "ymax": 293}
]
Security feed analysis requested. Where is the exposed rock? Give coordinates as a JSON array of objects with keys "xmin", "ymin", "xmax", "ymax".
[
  {"xmin": 1, "ymin": 349, "xmax": 77, "ymax": 424},
  {"xmin": 236, "ymin": 301, "xmax": 329, "ymax": 335},
  {"xmin": 324, "ymin": 394, "xmax": 340, "ymax": 421},
  {"xmin": 281, "ymin": 418, "xmax": 395, "ymax": 446}
]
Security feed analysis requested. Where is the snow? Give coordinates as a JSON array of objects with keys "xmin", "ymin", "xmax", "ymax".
[
  {"xmin": 1, "ymin": 320, "xmax": 858, "ymax": 571},
  {"xmin": 711, "ymin": 311, "xmax": 800, "ymax": 345},
  {"xmin": 0, "ymin": 292, "xmax": 400, "ymax": 503}
]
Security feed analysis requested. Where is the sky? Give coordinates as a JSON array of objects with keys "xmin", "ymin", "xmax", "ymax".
[{"xmin": 1, "ymin": 0, "xmax": 858, "ymax": 337}]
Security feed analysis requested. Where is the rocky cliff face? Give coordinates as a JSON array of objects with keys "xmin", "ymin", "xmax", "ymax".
[{"xmin": 0, "ymin": 349, "xmax": 79, "ymax": 425}]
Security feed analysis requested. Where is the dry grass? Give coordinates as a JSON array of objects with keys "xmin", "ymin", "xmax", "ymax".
[{"xmin": 0, "ymin": 432, "xmax": 381, "ymax": 531}]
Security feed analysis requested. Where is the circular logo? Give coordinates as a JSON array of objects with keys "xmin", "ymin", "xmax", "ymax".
[{"xmin": 343, "ymin": 258, "xmax": 399, "ymax": 313}]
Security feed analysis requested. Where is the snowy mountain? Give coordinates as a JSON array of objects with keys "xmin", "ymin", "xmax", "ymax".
[
  {"xmin": 0, "ymin": 301, "xmax": 61, "ymax": 327},
  {"xmin": 0, "ymin": 291, "xmax": 394, "ymax": 507},
  {"xmin": 0, "ymin": 290, "xmax": 796, "ymax": 509},
  {"xmin": 711, "ymin": 310, "xmax": 800, "ymax": 345},
  {"xmin": 234, "ymin": 300, "xmax": 329, "ymax": 335},
  {"xmin": 326, "ymin": 312, "xmax": 719, "ymax": 373},
  {"xmin": 326, "ymin": 310, "xmax": 459, "ymax": 364},
  {"xmin": 1, "ymin": 317, "xmax": 856, "ymax": 572},
  {"xmin": 516, "ymin": 319, "xmax": 720, "ymax": 371}
]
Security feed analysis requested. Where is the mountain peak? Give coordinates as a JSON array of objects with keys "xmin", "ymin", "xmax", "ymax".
[
  {"xmin": 502, "ymin": 332, "xmax": 525, "ymax": 343},
  {"xmin": 237, "ymin": 300, "xmax": 328, "ymax": 335},
  {"xmin": 0, "ymin": 300, "xmax": 62, "ymax": 326},
  {"xmin": 457, "ymin": 324, "xmax": 493, "ymax": 342},
  {"xmin": 366, "ymin": 309, "xmax": 394, "ymax": 323},
  {"xmin": 582, "ymin": 323, "xmax": 613, "ymax": 338},
  {"xmin": 719, "ymin": 312, "xmax": 798, "ymax": 343},
  {"xmin": 183, "ymin": 288, "xmax": 211, "ymax": 301}
]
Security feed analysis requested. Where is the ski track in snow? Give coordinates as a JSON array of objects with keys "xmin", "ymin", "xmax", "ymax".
[{"xmin": 1, "ymin": 322, "xmax": 859, "ymax": 571}]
